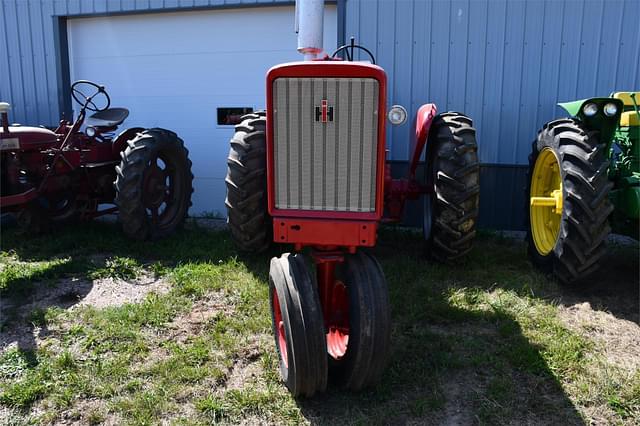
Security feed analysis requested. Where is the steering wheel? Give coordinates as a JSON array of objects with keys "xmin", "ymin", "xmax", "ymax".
[
  {"xmin": 331, "ymin": 37, "xmax": 376, "ymax": 64},
  {"xmin": 71, "ymin": 80, "xmax": 111, "ymax": 112}
]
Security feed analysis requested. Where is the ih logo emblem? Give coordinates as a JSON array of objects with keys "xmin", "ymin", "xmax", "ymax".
[{"xmin": 315, "ymin": 100, "xmax": 334, "ymax": 123}]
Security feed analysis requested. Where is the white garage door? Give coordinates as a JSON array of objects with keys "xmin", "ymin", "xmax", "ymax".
[{"xmin": 67, "ymin": 5, "xmax": 337, "ymax": 216}]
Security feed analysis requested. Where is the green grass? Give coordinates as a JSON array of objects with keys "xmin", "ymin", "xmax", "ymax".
[
  {"xmin": 88, "ymin": 256, "xmax": 142, "ymax": 281},
  {"xmin": 0, "ymin": 221, "xmax": 638, "ymax": 424},
  {"xmin": 0, "ymin": 255, "xmax": 74, "ymax": 292}
]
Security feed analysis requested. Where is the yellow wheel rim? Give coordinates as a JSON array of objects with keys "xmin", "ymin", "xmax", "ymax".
[{"xmin": 530, "ymin": 147, "xmax": 563, "ymax": 255}]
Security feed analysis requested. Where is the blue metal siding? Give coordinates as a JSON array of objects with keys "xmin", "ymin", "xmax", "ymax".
[
  {"xmin": 0, "ymin": 0, "xmax": 292, "ymax": 125},
  {"xmin": 345, "ymin": 0, "xmax": 640, "ymax": 165},
  {"xmin": 1, "ymin": 0, "xmax": 638, "ymax": 230},
  {"xmin": 2, "ymin": 0, "xmax": 638, "ymax": 163}
]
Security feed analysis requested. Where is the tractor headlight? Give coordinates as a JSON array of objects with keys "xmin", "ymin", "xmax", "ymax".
[
  {"xmin": 603, "ymin": 103, "xmax": 618, "ymax": 117},
  {"xmin": 85, "ymin": 126, "xmax": 96, "ymax": 137},
  {"xmin": 582, "ymin": 103, "xmax": 598, "ymax": 117},
  {"xmin": 388, "ymin": 105, "xmax": 407, "ymax": 125}
]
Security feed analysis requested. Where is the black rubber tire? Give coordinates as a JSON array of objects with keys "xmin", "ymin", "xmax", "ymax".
[
  {"xmin": 225, "ymin": 111, "xmax": 271, "ymax": 252},
  {"xmin": 49, "ymin": 199, "xmax": 80, "ymax": 223},
  {"xmin": 525, "ymin": 118, "xmax": 613, "ymax": 284},
  {"xmin": 47, "ymin": 192, "xmax": 85, "ymax": 223},
  {"xmin": 115, "ymin": 128, "xmax": 193, "ymax": 240},
  {"xmin": 329, "ymin": 251, "xmax": 391, "ymax": 391},
  {"xmin": 16, "ymin": 195, "xmax": 76, "ymax": 234},
  {"xmin": 424, "ymin": 112, "xmax": 480, "ymax": 261},
  {"xmin": 269, "ymin": 253, "xmax": 328, "ymax": 397}
]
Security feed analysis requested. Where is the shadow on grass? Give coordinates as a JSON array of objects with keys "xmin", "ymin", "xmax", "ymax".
[
  {"xmin": 278, "ymin": 229, "xmax": 589, "ymax": 425},
  {"xmin": 0, "ymin": 257, "xmax": 95, "ymax": 354},
  {"xmin": 1, "ymin": 220, "xmax": 635, "ymax": 423},
  {"xmin": 299, "ymin": 314, "xmax": 585, "ymax": 425},
  {"xmin": 0, "ymin": 219, "xmax": 241, "ymax": 357},
  {"xmin": 0, "ymin": 219, "xmax": 237, "ymax": 266},
  {"xmin": 558, "ymin": 243, "xmax": 639, "ymax": 324}
]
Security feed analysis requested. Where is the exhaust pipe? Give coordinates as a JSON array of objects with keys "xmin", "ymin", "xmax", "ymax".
[{"xmin": 295, "ymin": 0, "xmax": 324, "ymax": 60}]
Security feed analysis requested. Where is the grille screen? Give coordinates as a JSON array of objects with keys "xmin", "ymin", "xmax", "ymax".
[{"xmin": 272, "ymin": 77, "xmax": 379, "ymax": 212}]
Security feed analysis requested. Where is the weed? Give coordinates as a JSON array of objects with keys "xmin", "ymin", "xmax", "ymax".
[{"xmin": 89, "ymin": 256, "xmax": 141, "ymax": 281}]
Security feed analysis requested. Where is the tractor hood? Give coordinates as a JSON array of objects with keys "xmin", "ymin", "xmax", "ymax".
[
  {"xmin": 557, "ymin": 99, "xmax": 588, "ymax": 117},
  {"xmin": 558, "ymin": 97, "xmax": 624, "ymax": 118},
  {"xmin": 0, "ymin": 125, "xmax": 59, "ymax": 149},
  {"xmin": 557, "ymin": 97, "xmax": 623, "ymax": 144}
]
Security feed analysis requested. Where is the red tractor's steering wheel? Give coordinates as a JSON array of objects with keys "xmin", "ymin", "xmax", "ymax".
[{"xmin": 71, "ymin": 80, "xmax": 111, "ymax": 112}]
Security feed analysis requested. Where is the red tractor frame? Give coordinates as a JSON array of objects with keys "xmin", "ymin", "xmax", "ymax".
[
  {"xmin": 226, "ymin": 37, "xmax": 479, "ymax": 396},
  {"xmin": 0, "ymin": 80, "xmax": 193, "ymax": 239}
]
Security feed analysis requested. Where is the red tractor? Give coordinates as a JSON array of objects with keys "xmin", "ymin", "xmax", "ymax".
[
  {"xmin": 226, "ymin": 1, "xmax": 479, "ymax": 396},
  {"xmin": 0, "ymin": 80, "xmax": 193, "ymax": 239}
]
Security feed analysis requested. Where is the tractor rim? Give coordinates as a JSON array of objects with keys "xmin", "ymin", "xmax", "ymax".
[
  {"xmin": 142, "ymin": 152, "xmax": 182, "ymax": 230},
  {"xmin": 326, "ymin": 280, "xmax": 349, "ymax": 360},
  {"xmin": 272, "ymin": 290, "xmax": 288, "ymax": 369},
  {"xmin": 530, "ymin": 147, "xmax": 563, "ymax": 255}
]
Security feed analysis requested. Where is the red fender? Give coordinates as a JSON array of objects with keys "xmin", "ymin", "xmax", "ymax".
[{"xmin": 408, "ymin": 103, "xmax": 438, "ymax": 179}]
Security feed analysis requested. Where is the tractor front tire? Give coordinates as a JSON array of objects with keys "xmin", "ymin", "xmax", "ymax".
[
  {"xmin": 16, "ymin": 202, "xmax": 51, "ymax": 235},
  {"xmin": 269, "ymin": 253, "xmax": 328, "ymax": 397},
  {"xmin": 115, "ymin": 128, "xmax": 193, "ymax": 240},
  {"xmin": 526, "ymin": 119, "xmax": 613, "ymax": 284},
  {"xmin": 225, "ymin": 112, "xmax": 271, "ymax": 252},
  {"xmin": 329, "ymin": 251, "xmax": 391, "ymax": 391},
  {"xmin": 424, "ymin": 112, "xmax": 480, "ymax": 261}
]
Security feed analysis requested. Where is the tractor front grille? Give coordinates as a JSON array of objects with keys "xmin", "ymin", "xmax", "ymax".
[{"xmin": 272, "ymin": 77, "xmax": 380, "ymax": 212}]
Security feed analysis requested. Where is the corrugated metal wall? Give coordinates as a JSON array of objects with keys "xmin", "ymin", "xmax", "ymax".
[
  {"xmin": 0, "ymin": 0, "xmax": 292, "ymax": 126},
  {"xmin": 3, "ymin": 0, "xmax": 638, "ymax": 162},
  {"xmin": 1, "ymin": 0, "xmax": 639, "ymax": 229},
  {"xmin": 345, "ymin": 0, "xmax": 640, "ymax": 165}
]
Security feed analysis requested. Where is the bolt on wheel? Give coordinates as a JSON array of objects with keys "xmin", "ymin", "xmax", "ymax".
[
  {"xmin": 325, "ymin": 279, "xmax": 349, "ymax": 360},
  {"xmin": 530, "ymin": 147, "xmax": 563, "ymax": 255}
]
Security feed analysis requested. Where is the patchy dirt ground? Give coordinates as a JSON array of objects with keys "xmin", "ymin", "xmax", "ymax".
[
  {"xmin": 0, "ymin": 224, "xmax": 638, "ymax": 425},
  {"xmin": 0, "ymin": 271, "xmax": 169, "ymax": 352},
  {"xmin": 555, "ymin": 242, "xmax": 640, "ymax": 373},
  {"xmin": 559, "ymin": 302, "xmax": 640, "ymax": 371}
]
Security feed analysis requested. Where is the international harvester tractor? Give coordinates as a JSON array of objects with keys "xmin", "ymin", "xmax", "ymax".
[
  {"xmin": 526, "ymin": 92, "xmax": 639, "ymax": 283},
  {"xmin": 0, "ymin": 80, "xmax": 193, "ymax": 239},
  {"xmin": 226, "ymin": 0, "xmax": 480, "ymax": 396}
]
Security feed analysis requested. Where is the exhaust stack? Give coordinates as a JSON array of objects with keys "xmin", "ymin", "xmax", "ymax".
[{"xmin": 295, "ymin": 0, "xmax": 324, "ymax": 60}]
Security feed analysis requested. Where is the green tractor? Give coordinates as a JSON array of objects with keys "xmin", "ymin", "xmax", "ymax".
[{"xmin": 526, "ymin": 91, "xmax": 639, "ymax": 284}]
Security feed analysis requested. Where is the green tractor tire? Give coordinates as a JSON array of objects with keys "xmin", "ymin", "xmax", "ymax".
[{"xmin": 526, "ymin": 118, "xmax": 614, "ymax": 284}]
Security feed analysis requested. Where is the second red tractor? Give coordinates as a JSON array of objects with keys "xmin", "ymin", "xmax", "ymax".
[{"xmin": 0, "ymin": 80, "xmax": 193, "ymax": 239}]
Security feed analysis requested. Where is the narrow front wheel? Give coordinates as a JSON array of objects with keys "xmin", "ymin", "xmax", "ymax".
[
  {"xmin": 269, "ymin": 253, "xmax": 328, "ymax": 397},
  {"xmin": 328, "ymin": 251, "xmax": 391, "ymax": 391}
]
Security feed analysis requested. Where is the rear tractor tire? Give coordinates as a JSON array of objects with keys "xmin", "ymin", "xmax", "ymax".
[
  {"xmin": 115, "ymin": 128, "xmax": 193, "ymax": 240},
  {"xmin": 225, "ymin": 111, "xmax": 271, "ymax": 252},
  {"xmin": 526, "ymin": 119, "xmax": 613, "ymax": 284},
  {"xmin": 423, "ymin": 112, "xmax": 480, "ymax": 261}
]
